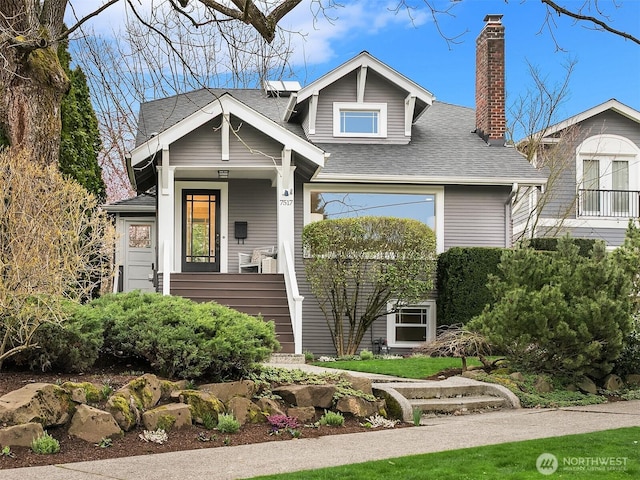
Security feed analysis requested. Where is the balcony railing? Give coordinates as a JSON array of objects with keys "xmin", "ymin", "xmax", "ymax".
[{"xmin": 578, "ymin": 189, "xmax": 640, "ymax": 218}]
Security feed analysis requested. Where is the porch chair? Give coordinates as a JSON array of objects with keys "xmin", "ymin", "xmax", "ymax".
[{"xmin": 238, "ymin": 246, "xmax": 276, "ymax": 273}]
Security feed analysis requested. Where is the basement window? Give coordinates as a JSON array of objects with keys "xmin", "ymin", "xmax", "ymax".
[{"xmin": 386, "ymin": 301, "xmax": 436, "ymax": 348}]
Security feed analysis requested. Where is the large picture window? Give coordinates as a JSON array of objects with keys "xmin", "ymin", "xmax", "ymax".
[{"xmin": 305, "ymin": 184, "xmax": 444, "ymax": 253}]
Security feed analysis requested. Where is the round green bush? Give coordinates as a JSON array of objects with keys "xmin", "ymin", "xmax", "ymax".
[{"xmin": 95, "ymin": 291, "xmax": 279, "ymax": 380}]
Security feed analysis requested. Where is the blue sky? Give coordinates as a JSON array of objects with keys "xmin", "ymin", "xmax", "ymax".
[{"xmin": 76, "ymin": 0, "xmax": 639, "ymax": 126}]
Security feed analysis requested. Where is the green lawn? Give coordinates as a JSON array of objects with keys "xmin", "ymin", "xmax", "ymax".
[
  {"xmin": 312, "ymin": 356, "xmax": 482, "ymax": 379},
  {"xmin": 249, "ymin": 427, "xmax": 640, "ymax": 479}
]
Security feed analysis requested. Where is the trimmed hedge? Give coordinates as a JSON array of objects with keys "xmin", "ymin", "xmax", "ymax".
[
  {"xmin": 436, "ymin": 247, "xmax": 505, "ymax": 326},
  {"xmin": 529, "ymin": 237, "xmax": 597, "ymax": 257}
]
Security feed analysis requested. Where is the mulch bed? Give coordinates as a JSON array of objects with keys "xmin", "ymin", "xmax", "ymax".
[{"xmin": 0, "ymin": 365, "xmax": 409, "ymax": 470}]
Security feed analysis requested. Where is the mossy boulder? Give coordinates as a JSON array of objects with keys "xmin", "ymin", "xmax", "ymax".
[
  {"xmin": 62, "ymin": 382, "xmax": 103, "ymax": 404},
  {"xmin": 178, "ymin": 390, "xmax": 224, "ymax": 425},
  {"xmin": 226, "ymin": 397, "xmax": 263, "ymax": 425},
  {"xmin": 0, "ymin": 383, "xmax": 74, "ymax": 427},
  {"xmin": 142, "ymin": 403, "xmax": 192, "ymax": 431},
  {"xmin": 105, "ymin": 393, "xmax": 139, "ymax": 431}
]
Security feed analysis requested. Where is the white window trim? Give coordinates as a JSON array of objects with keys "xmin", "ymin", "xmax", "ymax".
[
  {"xmin": 303, "ymin": 183, "xmax": 444, "ymax": 253},
  {"xmin": 386, "ymin": 300, "xmax": 436, "ymax": 348},
  {"xmin": 576, "ymin": 134, "xmax": 640, "ymax": 218},
  {"xmin": 333, "ymin": 102, "xmax": 387, "ymax": 138}
]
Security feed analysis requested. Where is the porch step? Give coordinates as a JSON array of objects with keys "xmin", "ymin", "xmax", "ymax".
[
  {"xmin": 170, "ymin": 273, "xmax": 294, "ymax": 354},
  {"xmin": 372, "ymin": 377, "xmax": 520, "ymax": 422}
]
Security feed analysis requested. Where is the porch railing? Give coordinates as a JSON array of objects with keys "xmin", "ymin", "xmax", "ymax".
[
  {"xmin": 281, "ymin": 240, "xmax": 304, "ymax": 354},
  {"xmin": 578, "ymin": 189, "xmax": 640, "ymax": 218}
]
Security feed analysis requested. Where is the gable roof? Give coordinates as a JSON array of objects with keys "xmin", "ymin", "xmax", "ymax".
[
  {"xmin": 283, "ymin": 51, "xmax": 435, "ymax": 123},
  {"xmin": 540, "ymin": 99, "xmax": 640, "ymax": 139},
  {"xmin": 131, "ymin": 90, "xmax": 326, "ymax": 168},
  {"xmin": 314, "ymin": 102, "xmax": 546, "ymax": 186}
]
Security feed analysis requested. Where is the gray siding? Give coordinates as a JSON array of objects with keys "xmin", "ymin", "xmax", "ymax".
[
  {"xmin": 535, "ymin": 225, "xmax": 628, "ymax": 247},
  {"xmin": 170, "ymin": 115, "xmax": 282, "ymax": 166},
  {"xmin": 227, "ymin": 179, "xmax": 277, "ymax": 273},
  {"xmin": 444, "ymin": 185, "xmax": 511, "ymax": 249},
  {"xmin": 307, "ymin": 70, "xmax": 410, "ymax": 145}
]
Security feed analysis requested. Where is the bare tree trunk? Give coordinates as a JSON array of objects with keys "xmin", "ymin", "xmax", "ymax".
[{"xmin": 0, "ymin": 44, "xmax": 68, "ymax": 165}]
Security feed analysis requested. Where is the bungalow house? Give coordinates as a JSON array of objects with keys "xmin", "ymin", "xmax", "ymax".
[
  {"xmin": 107, "ymin": 15, "xmax": 546, "ymax": 356},
  {"xmin": 513, "ymin": 99, "xmax": 640, "ymax": 247}
]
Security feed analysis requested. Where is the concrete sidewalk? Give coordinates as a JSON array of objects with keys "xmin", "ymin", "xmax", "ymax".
[{"xmin": 2, "ymin": 400, "xmax": 638, "ymax": 480}]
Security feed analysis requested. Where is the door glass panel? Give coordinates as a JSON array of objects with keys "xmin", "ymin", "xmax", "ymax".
[
  {"xmin": 613, "ymin": 161, "xmax": 629, "ymax": 214},
  {"xmin": 185, "ymin": 193, "xmax": 216, "ymax": 264},
  {"xmin": 128, "ymin": 225, "xmax": 151, "ymax": 248},
  {"xmin": 583, "ymin": 160, "xmax": 600, "ymax": 213}
]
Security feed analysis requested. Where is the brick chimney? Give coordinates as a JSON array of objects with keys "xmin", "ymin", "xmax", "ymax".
[{"xmin": 475, "ymin": 14, "xmax": 505, "ymax": 145}]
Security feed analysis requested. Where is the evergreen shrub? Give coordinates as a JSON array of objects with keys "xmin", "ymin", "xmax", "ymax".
[
  {"xmin": 94, "ymin": 291, "xmax": 279, "ymax": 379},
  {"xmin": 468, "ymin": 237, "xmax": 632, "ymax": 378},
  {"xmin": 9, "ymin": 299, "xmax": 104, "ymax": 372}
]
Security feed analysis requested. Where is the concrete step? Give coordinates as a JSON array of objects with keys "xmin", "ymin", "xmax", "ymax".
[
  {"xmin": 409, "ymin": 395, "xmax": 508, "ymax": 414},
  {"xmin": 373, "ymin": 376, "xmax": 520, "ymax": 422}
]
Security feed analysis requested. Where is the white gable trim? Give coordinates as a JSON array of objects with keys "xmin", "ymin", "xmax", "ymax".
[
  {"xmin": 131, "ymin": 93, "xmax": 326, "ymax": 168},
  {"xmin": 540, "ymin": 99, "xmax": 640, "ymax": 139},
  {"xmin": 285, "ymin": 52, "xmax": 434, "ymax": 121}
]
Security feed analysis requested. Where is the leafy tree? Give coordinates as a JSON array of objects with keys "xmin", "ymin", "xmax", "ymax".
[
  {"xmin": 0, "ymin": 148, "xmax": 116, "ymax": 369},
  {"xmin": 58, "ymin": 40, "xmax": 106, "ymax": 202},
  {"xmin": 468, "ymin": 237, "xmax": 632, "ymax": 379},
  {"xmin": 302, "ymin": 216, "xmax": 436, "ymax": 356}
]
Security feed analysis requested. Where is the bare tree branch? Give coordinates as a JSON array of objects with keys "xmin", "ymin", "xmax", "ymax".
[{"xmin": 541, "ymin": 0, "xmax": 639, "ymax": 45}]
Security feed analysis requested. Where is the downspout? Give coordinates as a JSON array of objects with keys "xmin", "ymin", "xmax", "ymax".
[{"xmin": 505, "ymin": 183, "xmax": 518, "ymax": 247}]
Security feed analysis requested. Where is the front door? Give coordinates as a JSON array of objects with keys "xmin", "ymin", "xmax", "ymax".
[
  {"xmin": 124, "ymin": 219, "xmax": 156, "ymax": 292},
  {"xmin": 182, "ymin": 190, "xmax": 220, "ymax": 272}
]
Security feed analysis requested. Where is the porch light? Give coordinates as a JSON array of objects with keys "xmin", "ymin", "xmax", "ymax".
[{"xmin": 218, "ymin": 169, "xmax": 229, "ymax": 179}]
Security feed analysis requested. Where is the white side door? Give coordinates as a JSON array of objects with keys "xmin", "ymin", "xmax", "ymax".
[{"xmin": 124, "ymin": 219, "xmax": 156, "ymax": 292}]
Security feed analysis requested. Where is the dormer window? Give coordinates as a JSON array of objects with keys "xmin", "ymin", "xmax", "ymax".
[{"xmin": 333, "ymin": 102, "xmax": 387, "ymax": 138}]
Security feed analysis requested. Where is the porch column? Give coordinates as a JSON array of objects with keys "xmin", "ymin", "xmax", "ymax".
[
  {"xmin": 157, "ymin": 150, "xmax": 175, "ymax": 296},
  {"xmin": 276, "ymin": 148, "xmax": 295, "ymax": 271}
]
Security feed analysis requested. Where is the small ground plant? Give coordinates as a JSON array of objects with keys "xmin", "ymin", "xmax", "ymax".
[
  {"xmin": 217, "ymin": 413, "xmax": 240, "ymax": 433},
  {"xmin": 318, "ymin": 410, "xmax": 344, "ymax": 426},
  {"xmin": 31, "ymin": 432, "xmax": 60, "ymax": 454}
]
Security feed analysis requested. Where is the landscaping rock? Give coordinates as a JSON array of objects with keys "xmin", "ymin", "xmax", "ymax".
[
  {"xmin": 200, "ymin": 380, "xmax": 256, "ymax": 403},
  {"xmin": 0, "ymin": 383, "xmax": 74, "ymax": 427},
  {"xmin": 286, "ymin": 406, "xmax": 316, "ymax": 424},
  {"xmin": 68, "ymin": 404, "xmax": 122, "ymax": 443},
  {"xmin": 626, "ymin": 374, "xmax": 640, "ymax": 387},
  {"xmin": 160, "ymin": 380, "xmax": 188, "ymax": 401},
  {"xmin": 335, "ymin": 396, "xmax": 378, "ymax": 418},
  {"xmin": 0, "ymin": 422, "xmax": 45, "ymax": 448},
  {"xmin": 340, "ymin": 374, "xmax": 373, "ymax": 396},
  {"xmin": 577, "ymin": 377, "xmax": 598, "ymax": 395},
  {"xmin": 534, "ymin": 376, "xmax": 553, "ymax": 394},
  {"xmin": 255, "ymin": 397, "xmax": 286, "ymax": 417},
  {"xmin": 273, "ymin": 385, "xmax": 336, "ymax": 408},
  {"xmin": 178, "ymin": 390, "xmax": 224, "ymax": 425},
  {"xmin": 106, "ymin": 393, "xmax": 140, "ymax": 432},
  {"xmin": 226, "ymin": 397, "xmax": 263, "ymax": 425},
  {"xmin": 602, "ymin": 374, "xmax": 624, "ymax": 391},
  {"xmin": 142, "ymin": 403, "xmax": 192, "ymax": 431},
  {"xmin": 62, "ymin": 382, "xmax": 104, "ymax": 404},
  {"xmin": 509, "ymin": 372, "xmax": 525, "ymax": 382}
]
